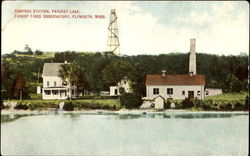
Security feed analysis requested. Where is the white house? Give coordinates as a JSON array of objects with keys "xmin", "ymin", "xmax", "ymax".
[
  {"xmin": 41, "ymin": 63, "xmax": 77, "ymax": 99},
  {"xmin": 146, "ymin": 73, "xmax": 205, "ymax": 100},
  {"xmin": 110, "ymin": 77, "xmax": 132, "ymax": 95},
  {"xmin": 145, "ymin": 38, "xmax": 206, "ymax": 100}
]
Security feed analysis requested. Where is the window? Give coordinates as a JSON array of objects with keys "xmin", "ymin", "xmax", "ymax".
[
  {"xmin": 47, "ymin": 81, "xmax": 50, "ymax": 86},
  {"xmin": 153, "ymin": 88, "xmax": 159, "ymax": 95},
  {"xmin": 44, "ymin": 90, "xmax": 51, "ymax": 95},
  {"xmin": 54, "ymin": 81, "xmax": 57, "ymax": 86},
  {"xmin": 206, "ymin": 91, "xmax": 209, "ymax": 96},
  {"xmin": 62, "ymin": 81, "xmax": 67, "ymax": 86},
  {"xmin": 167, "ymin": 88, "xmax": 173, "ymax": 95},
  {"xmin": 197, "ymin": 90, "xmax": 201, "ymax": 96},
  {"xmin": 52, "ymin": 90, "xmax": 58, "ymax": 95},
  {"xmin": 182, "ymin": 91, "xmax": 185, "ymax": 95}
]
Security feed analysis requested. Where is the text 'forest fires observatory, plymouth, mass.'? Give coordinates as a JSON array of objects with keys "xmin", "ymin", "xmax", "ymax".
[{"xmin": 14, "ymin": 9, "xmax": 105, "ymax": 19}]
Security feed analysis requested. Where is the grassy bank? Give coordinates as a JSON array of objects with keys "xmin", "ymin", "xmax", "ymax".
[
  {"xmin": 2, "ymin": 92, "xmax": 248, "ymax": 111},
  {"xmin": 165, "ymin": 92, "xmax": 248, "ymax": 111},
  {"xmin": 2, "ymin": 99, "xmax": 121, "ymax": 111}
]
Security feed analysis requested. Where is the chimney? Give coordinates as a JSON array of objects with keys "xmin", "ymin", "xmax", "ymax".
[
  {"xmin": 162, "ymin": 70, "xmax": 166, "ymax": 77},
  {"xmin": 189, "ymin": 38, "xmax": 196, "ymax": 75}
]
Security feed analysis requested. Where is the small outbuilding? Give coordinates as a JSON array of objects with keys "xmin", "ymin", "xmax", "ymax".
[{"xmin": 154, "ymin": 95, "xmax": 165, "ymax": 109}]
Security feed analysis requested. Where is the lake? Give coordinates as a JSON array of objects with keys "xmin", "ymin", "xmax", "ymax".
[{"xmin": 1, "ymin": 111, "xmax": 249, "ymax": 156}]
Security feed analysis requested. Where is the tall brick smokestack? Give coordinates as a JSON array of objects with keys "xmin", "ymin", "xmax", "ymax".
[{"xmin": 189, "ymin": 38, "xmax": 196, "ymax": 75}]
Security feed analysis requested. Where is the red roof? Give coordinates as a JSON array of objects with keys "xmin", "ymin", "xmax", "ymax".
[{"xmin": 146, "ymin": 74, "xmax": 205, "ymax": 85}]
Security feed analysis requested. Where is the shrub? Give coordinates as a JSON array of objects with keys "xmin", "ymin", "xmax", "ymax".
[
  {"xmin": 234, "ymin": 103, "xmax": 245, "ymax": 111},
  {"xmin": 173, "ymin": 102, "xmax": 181, "ymax": 109},
  {"xmin": 63, "ymin": 102, "xmax": 74, "ymax": 111},
  {"xmin": 46, "ymin": 103, "xmax": 59, "ymax": 108},
  {"xmin": 28, "ymin": 102, "xmax": 45, "ymax": 110},
  {"xmin": 14, "ymin": 104, "xmax": 29, "ymax": 110},
  {"xmin": 119, "ymin": 87, "xmax": 125, "ymax": 95},
  {"xmin": 120, "ymin": 93, "xmax": 142, "ymax": 109},
  {"xmin": 164, "ymin": 100, "xmax": 171, "ymax": 109},
  {"xmin": 193, "ymin": 99, "xmax": 203, "ymax": 108},
  {"xmin": 180, "ymin": 98, "xmax": 194, "ymax": 109},
  {"xmin": 219, "ymin": 103, "xmax": 232, "ymax": 111}
]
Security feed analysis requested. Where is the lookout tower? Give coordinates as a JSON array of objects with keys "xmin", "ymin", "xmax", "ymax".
[
  {"xmin": 107, "ymin": 9, "xmax": 120, "ymax": 55},
  {"xmin": 189, "ymin": 38, "xmax": 196, "ymax": 75}
]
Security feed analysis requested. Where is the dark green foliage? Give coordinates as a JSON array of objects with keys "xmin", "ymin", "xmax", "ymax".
[
  {"xmin": 181, "ymin": 98, "xmax": 194, "ymax": 109},
  {"xmin": 12, "ymin": 72, "xmax": 29, "ymax": 99},
  {"xmin": 231, "ymin": 78, "xmax": 243, "ymax": 92},
  {"xmin": 234, "ymin": 103, "xmax": 245, "ymax": 111},
  {"xmin": 53, "ymin": 51, "xmax": 77, "ymax": 63},
  {"xmin": 201, "ymin": 103, "xmax": 211, "ymax": 110},
  {"xmin": 119, "ymin": 87, "xmax": 125, "ymax": 95},
  {"xmin": 28, "ymin": 102, "xmax": 45, "ymax": 110},
  {"xmin": 63, "ymin": 102, "xmax": 74, "ymax": 111},
  {"xmin": 14, "ymin": 104, "xmax": 29, "ymax": 110},
  {"xmin": 120, "ymin": 93, "xmax": 142, "ymax": 109},
  {"xmin": 0, "ymin": 100, "xmax": 6, "ymax": 109},
  {"xmin": 244, "ymin": 96, "xmax": 249, "ymax": 111},
  {"xmin": 164, "ymin": 100, "xmax": 171, "ymax": 109},
  {"xmin": 193, "ymin": 99, "xmax": 203, "ymax": 108},
  {"xmin": 219, "ymin": 103, "xmax": 233, "ymax": 111},
  {"xmin": 34, "ymin": 50, "xmax": 43, "ymax": 55},
  {"xmin": 1, "ymin": 51, "xmax": 248, "ymax": 99}
]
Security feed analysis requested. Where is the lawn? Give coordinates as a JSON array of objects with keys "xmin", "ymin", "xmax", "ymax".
[{"xmin": 205, "ymin": 91, "xmax": 247, "ymax": 101}]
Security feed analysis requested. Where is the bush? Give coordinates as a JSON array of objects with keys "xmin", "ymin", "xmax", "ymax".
[
  {"xmin": 63, "ymin": 102, "xmax": 74, "ymax": 111},
  {"xmin": 234, "ymin": 103, "xmax": 245, "ymax": 111},
  {"xmin": 164, "ymin": 100, "xmax": 171, "ymax": 109},
  {"xmin": 28, "ymin": 102, "xmax": 45, "ymax": 110},
  {"xmin": 14, "ymin": 104, "xmax": 29, "ymax": 110},
  {"xmin": 193, "ymin": 99, "xmax": 203, "ymax": 108},
  {"xmin": 120, "ymin": 93, "xmax": 142, "ymax": 109},
  {"xmin": 219, "ymin": 103, "xmax": 232, "ymax": 111},
  {"xmin": 201, "ymin": 99, "xmax": 212, "ymax": 110},
  {"xmin": 180, "ymin": 98, "xmax": 194, "ymax": 109}
]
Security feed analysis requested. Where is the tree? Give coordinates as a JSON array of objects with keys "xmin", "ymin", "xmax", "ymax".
[
  {"xmin": 102, "ymin": 59, "xmax": 132, "ymax": 86},
  {"xmin": 12, "ymin": 72, "xmax": 28, "ymax": 100},
  {"xmin": 76, "ymin": 68, "xmax": 90, "ymax": 94},
  {"xmin": 1, "ymin": 62, "xmax": 13, "ymax": 99},
  {"xmin": 24, "ymin": 44, "xmax": 33, "ymax": 55},
  {"xmin": 120, "ymin": 93, "xmax": 142, "ymax": 109},
  {"xmin": 59, "ymin": 61, "xmax": 80, "ymax": 100}
]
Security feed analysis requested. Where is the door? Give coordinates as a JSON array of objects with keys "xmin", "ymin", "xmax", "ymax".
[{"xmin": 188, "ymin": 91, "xmax": 194, "ymax": 99}]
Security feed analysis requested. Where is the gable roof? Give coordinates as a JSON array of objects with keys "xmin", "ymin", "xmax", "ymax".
[
  {"xmin": 146, "ymin": 74, "xmax": 205, "ymax": 86},
  {"xmin": 42, "ymin": 63, "xmax": 64, "ymax": 77}
]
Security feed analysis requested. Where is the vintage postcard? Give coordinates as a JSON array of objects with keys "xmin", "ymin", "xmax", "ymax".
[{"xmin": 1, "ymin": 1, "xmax": 249, "ymax": 156}]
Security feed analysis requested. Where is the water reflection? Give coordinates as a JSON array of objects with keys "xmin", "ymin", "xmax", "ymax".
[
  {"xmin": 1, "ymin": 112, "xmax": 248, "ymax": 123},
  {"xmin": 1, "ymin": 114, "xmax": 30, "ymax": 123}
]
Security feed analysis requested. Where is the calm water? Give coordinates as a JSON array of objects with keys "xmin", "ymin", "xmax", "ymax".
[{"xmin": 1, "ymin": 112, "xmax": 249, "ymax": 156}]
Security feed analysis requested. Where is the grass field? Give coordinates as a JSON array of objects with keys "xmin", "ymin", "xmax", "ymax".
[
  {"xmin": 15, "ymin": 52, "xmax": 55, "ymax": 58},
  {"xmin": 205, "ymin": 91, "xmax": 247, "ymax": 101}
]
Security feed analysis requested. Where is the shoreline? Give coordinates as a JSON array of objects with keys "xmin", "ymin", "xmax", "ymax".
[{"xmin": 1, "ymin": 109, "xmax": 248, "ymax": 115}]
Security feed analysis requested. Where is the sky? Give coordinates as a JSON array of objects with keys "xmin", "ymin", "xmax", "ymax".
[{"xmin": 1, "ymin": 1, "xmax": 249, "ymax": 56}]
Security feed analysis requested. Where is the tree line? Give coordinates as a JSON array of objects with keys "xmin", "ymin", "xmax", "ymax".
[{"xmin": 1, "ymin": 51, "xmax": 248, "ymax": 99}]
